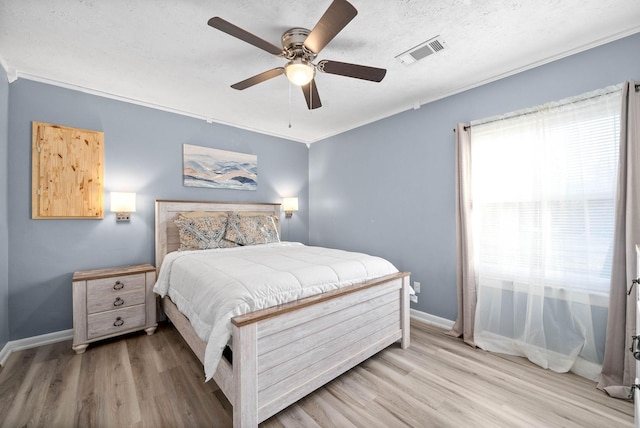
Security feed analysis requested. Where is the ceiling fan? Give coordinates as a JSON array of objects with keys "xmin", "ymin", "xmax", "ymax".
[{"xmin": 208, "ymin": 0, "xmax": 386, "ymax": 110}]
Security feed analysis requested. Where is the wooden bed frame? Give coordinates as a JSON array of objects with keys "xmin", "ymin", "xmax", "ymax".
[{"xmin": 155, "ymin": 200, "xmax": 411, "ymax": 427}]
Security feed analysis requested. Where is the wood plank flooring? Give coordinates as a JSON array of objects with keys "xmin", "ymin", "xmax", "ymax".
[{"xmin": 0, "ymin": 320, "xmax": 633, "ymax": 427}]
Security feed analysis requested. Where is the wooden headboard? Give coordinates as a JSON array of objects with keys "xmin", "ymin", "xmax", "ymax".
[{"xmin": 155, "ymin": 200, "xmax": 281, "ymax": 271}]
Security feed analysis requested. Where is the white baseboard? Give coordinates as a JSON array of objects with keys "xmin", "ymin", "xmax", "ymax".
[
  {"xmin": 410, "ymin": 309, "xmax": 455, "ymax": 330},
  {"xmin": 0, "ymin": 329, "xmax": 73, "ymax": 367}
]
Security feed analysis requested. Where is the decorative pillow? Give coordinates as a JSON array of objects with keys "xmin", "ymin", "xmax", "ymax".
[
  {"xmin": 234, "ymin": 211, "xmax": 277, "ymax": 217},
  {"xmin": 230, "ymin": 211, "xmax": 280, "ymax": 230},
  {"xmin": 224, "ymin": 212, "xmax": 280, "ymax": 245},
  {"xmin": 174, "ymin": 214, "xmax": 235, "ymax": 250}
]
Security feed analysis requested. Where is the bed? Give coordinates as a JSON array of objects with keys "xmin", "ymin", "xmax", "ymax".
[{"xmin": 154, "ymin": 199, "xmax": 411, "ymax": 427}]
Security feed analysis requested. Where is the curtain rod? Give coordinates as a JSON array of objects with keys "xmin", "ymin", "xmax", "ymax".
[{"xmin": 453, "ymin": 84, "xmax": 639, "ymax": 133}]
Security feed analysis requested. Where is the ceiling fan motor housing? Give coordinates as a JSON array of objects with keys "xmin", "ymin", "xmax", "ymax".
[{"xmin": 281, "ymin": 28, "xmax": 316, "ymax": 61}]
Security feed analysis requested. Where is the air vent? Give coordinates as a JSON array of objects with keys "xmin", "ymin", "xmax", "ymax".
[{"xmin": 395, "ymin": 36, "xmax": 446, "ymax": 66}]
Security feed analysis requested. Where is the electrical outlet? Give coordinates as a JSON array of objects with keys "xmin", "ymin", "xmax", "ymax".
[{"xmin": 414, "ymin": 281, "xmax": 421, "ymax": 293}]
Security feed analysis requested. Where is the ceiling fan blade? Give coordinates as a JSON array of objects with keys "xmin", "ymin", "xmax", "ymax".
[
  {"xmin": 208, "ymin": 17, "xmax": 283, "ymax": 56},
  {"xmin": 303, "ymin": 0, "xmax": 357, "ymax": 54},
  {"xmin": 231, "ymin": 68, "xmax": 285, "ymax": 90},
  {"xmin": 317, "ymin": 60, "xmax": 386, "ymax": 82},
  {"xmin": 302, "ymin": 80, "xmax": 322, "ymax": 110}
]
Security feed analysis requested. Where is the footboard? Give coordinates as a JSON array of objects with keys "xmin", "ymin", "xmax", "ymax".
[{"xmin": 231, "ymin": 272, "xmax": 411, "ymax": 426}]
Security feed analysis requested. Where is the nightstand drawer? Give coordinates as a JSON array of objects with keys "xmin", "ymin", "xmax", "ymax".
[
  {"xmin": 87, "ymin": 273, "xmax": 145, "ymax": 302},
  {"xmin": 87, "ymin": 288, "xmax": 145, "ymax": 314},
  {"xmin": 87, "ymin": 305, "xmax": 146, "ymax": 339}
]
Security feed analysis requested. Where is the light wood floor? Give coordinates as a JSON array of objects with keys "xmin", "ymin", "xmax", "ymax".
[{"xmin": 0, "ymin": 320, "xmax": 633, "ymax": 427}]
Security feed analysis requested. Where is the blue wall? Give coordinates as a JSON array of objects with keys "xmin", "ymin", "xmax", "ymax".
[
  {"xmin": 0, "ymin": 66, "xmax": 9, "ymax": 351},
  {"xmin": 7, "ymin": 80, "xmax": 309, "ymax": 340},
  {"xmin": 309, "ymin": 33, "xmax": 640, "ymax": 321}
]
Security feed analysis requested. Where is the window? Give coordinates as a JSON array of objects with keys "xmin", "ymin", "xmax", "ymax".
[{"xmin": 471, "ymin": 88, "xmax": 621, "ymax": 299}]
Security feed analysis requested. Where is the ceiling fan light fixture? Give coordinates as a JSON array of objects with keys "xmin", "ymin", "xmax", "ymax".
[{"xmin": 285, "ymin": 59, "xmax": 315, "ymax": 86}]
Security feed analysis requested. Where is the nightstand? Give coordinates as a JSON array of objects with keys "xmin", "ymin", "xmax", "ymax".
[{"xmin": 72, "ymin": 263, "xmax": 157, "ymax": 354}]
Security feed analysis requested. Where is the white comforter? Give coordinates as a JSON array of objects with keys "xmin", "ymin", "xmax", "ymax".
[{"xmin": 153, "ymin": 242, "xmax": 399, "ymax": 381}]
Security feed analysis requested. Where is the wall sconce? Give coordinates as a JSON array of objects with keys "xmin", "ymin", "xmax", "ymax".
[
  {"xmin": 110, "ymin": 192, "xmax": 136, "ymax": 222},
  {"xmin": 283, "ymin": 197, "xmax": 299, "ymax": 218}
]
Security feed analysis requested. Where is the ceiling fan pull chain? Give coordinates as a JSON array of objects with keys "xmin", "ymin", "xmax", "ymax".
[{"xmin": 288, "ymin": 82, "xmax": 292, "ymax": 128}]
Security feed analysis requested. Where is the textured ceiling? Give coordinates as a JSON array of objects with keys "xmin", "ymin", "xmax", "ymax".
[{"xmin": 1, "ymin": 0, "xmax": 639, "ymax": 143}]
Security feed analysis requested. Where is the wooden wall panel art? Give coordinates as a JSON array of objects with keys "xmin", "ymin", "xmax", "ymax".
[{"xmin": 32, "ymin": 122, "xmax": 104, "ymax": 219}]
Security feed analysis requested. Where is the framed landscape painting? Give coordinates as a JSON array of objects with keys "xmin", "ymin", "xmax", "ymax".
[{"xmin": 183, "ymin": 144, "xmax": 257, "ymax": 191}]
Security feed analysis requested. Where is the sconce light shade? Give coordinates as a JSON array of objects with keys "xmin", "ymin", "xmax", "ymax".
[
  {"xmin": 111, "ymin": 192, "xmax": 136, "ymax": 222},
  {"xmin": 283, "ymin": 197, "xmax": 299, "ymax": 218}
]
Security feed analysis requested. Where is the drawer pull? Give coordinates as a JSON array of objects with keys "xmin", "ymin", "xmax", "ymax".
[
  {"xmin": 630, "ymin": 335, "xmax": 640, "ymax": 360},
  {"xmin": 628, "ymin": 384, "xmax": 640, "ymax": 401},
  {"xmin": 113, "ymin": 317, "xmax": 124, "ymax": 327},
  {"xmin": 113, "ymin": 297, "xmax": 125, "ymax": 307},
  {"xmin": 113, "ymin": 280, "xmax": 125, "ymax": 290}
]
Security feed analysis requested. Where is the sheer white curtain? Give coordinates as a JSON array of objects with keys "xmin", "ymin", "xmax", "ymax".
[{"xmin": 471, "ymin": 86, "xmax": 622, "ymax": 381}]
